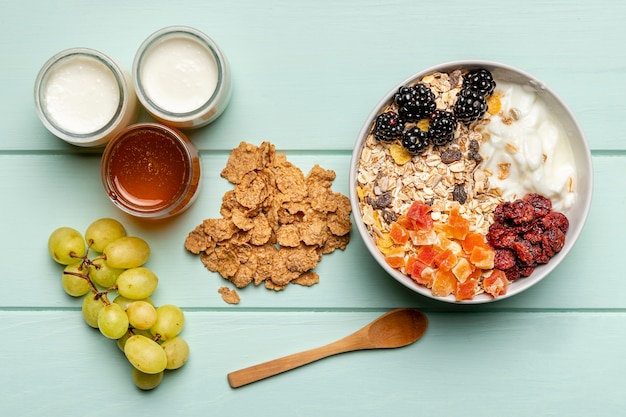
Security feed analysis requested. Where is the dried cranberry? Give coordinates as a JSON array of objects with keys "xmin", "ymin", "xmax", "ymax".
[
  {"xmin": 518, "ymin": 265, "xmax": 535, "ymax": 277},
  {"xmin": 493, "ymin": 201, "xmax": 516, "ymax": 223},
  {"xmin": 487, "ymin": 193, "xmax": 570, "ymax": 281},
  {"xmin": 512, "ymin": 201, "xmax": 535, "ymax": 225},
  {"xmin": 511, "ymin": 239, "xmax": 534, "ymax": 265},
  {"xmin": 523, "ymin": 223, "xmax": 544, "ymax": 245},
  {"xmin": 523, "ymin": 193, "xmax": 552, "ymax": 218},
  {"xmin": 542, "ymin": 212, "xmax": 569, "ymax": 233},
  {"xmin": 504, "ymin": 265, "xmax": 521, "ymax": 281},
  {"xmin": 545, "ymin": 227, "xmax": 566, "ymax": 253},
  {"xmin": 540, "ymin": 235, "xmax": 556, "ymax": 258},
  {"xmin": 531, "ymin": 244, "xmax": 550, "ymax": 264},
  {"xmin": 494, "ymin": 249, "xmax": 516, "ymax": 270},
  {"xmin": 487, "ymin": 222, "xmax": 516, "ymax": 248}
]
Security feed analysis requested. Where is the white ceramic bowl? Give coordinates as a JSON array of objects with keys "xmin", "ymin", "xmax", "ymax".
[{"xmin": 349, "ymin": 60, "xmax": 593, "ymax": 303}]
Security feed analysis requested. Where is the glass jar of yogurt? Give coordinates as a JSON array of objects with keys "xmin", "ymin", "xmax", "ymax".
[
  {"xmin": 133, "ymin": 26, "xmax": 232, "ymax": 129},
  {"xmin": 34, "ymin": 48, "xmax": 139, "ymax": 147}
]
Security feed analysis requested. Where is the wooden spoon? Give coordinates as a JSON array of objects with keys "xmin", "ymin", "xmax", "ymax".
[{"xmin": 227, "ymin": 308, "xmax": 428, "ymax": 388}]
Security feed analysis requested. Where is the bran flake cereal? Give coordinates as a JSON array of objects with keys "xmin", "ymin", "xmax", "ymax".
[{"xmin": 185, "ymin": 141, "xmax": 351, "ymax": 300}]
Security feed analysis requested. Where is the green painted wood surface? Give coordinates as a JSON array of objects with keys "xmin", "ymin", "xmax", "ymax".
[{"xmin": 1, "ymin": 0, "xmax": 624, "ymax": 416}]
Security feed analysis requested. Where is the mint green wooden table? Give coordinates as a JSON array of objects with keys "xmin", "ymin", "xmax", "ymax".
[{"xmin": 1, "ymin": 1, "xmax": 624, "ymax": 416}]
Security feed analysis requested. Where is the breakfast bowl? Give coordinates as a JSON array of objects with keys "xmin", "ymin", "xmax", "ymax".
[{"xmin": 349, "ymin": 60, "xmax": 593, "ymax": 303}]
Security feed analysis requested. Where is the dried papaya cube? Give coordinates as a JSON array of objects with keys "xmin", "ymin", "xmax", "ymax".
[
  {"xmin": 431, "ymin": 269, "xmax": 456, "ymax": 297},
  {"xmin": 433, "ymin": 249, "xmax": 458, "ymax": 272},
  {"xmin": 405, "ymin": 256, "xmax": 428, "ymax": 281},
  {"xmin": 410, "ymin": 229, "xmax": 437, "ymax": 246},
  {"xmin": 389, "ymin": 222, "xmax": 410, "ymax": 245},
  {"xmin": 452, "ymin": 257, "xmax": 475, "ymax": 283},
  {"xmin": 442, "ymin": 207, "xmax": 469, "ymax": 240},
  {"xmin": 461, "ymin": 231, "xmax": 489, "ymax": 254},
  {"xmin": 384, "ymin": 246, "xmax": 405, "ymax": 269},
  {"xmin": 416, "ymin": 246, "xmax": 438, "ymax": 267},
  {"xmin": 483, "ymin": 269, "xmax": 509, "ymax": 297},
  {"xmin": 470, "ymin": 245, "xmax": 495, "ymax": 269},
  {"xmin": 455, "ymin": 275, "xmax": 479, "ymax": 301},
  {"xmin": 406, "ymin": 201, "xmax": 433, "ymax": 230}
]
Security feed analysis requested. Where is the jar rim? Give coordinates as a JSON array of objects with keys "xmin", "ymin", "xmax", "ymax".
[{"xmin": 34, "ymin": 48, "xmax": 130, "ymax": 146}]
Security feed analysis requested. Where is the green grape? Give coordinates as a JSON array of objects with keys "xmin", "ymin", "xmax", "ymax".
[
  {"xmin": 48, "ymin": 227, "xmax": 86, "ymax": 265},
  {"xmin": 89, "ymin": 258, "xmax": 123, "ymax": 288},
  {"xmin": 124, "ymin": 334, "xmax": 167, "ymax": 374},
  {"xmin": 103, "ymin": 236, "xmax": 150, "ymax": 269},
  {"xmin": 112, "ymin": 294, "xmax": 154, "ymax": 311},
  {"xmin": 161, "ymin": 337, "xmax": 190, "ymax": 370},
  {"xmin": 132, "ymin": 368, "xmax": 163, "ymax": 390},
  {"xmin": 85, "ymin": 218, "xmax": 127, "ymax": 253},
  {"xmin": 116, "ymin": 267, "xmax": 158, "ymax": 300},
  {"xmin": 61, "ymin": 263, "xmax": 90, "ymax": 297},
  {"xmin": 98, "ymin": 303, "xmax": 130, "ymax": 339},
  {"xmin": 82, "ymin": 293, "xmax": 105, "ymax": 328},
  {"xmin": 117, "ymin": 328, "xmax": 153, "ymax": 352},
  {"xmin": 126, "ymin": 301, "xmax": 157, "ymax": 330},
  {"xmin": 150, "ymin": 304, "xmax": 185, "ymax": 340}
]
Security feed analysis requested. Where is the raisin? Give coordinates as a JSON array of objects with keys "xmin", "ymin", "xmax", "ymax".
[
  {"xmin": 467, "ymin": 139, "xmax": 483, "ymax": 164},
  {"xmin": 494, "ymin": 249, "xmax": 516, "ymax": 270},
  {"xmin": 381, "ymin": 209, "xmax": 398, "ymax": 224},
  {"xmin": 366, "ymin": 192, "xmax": 392, "ymax": 209},
  {"xmin": 440, "ymin": 149, "xmax": 463, "ymax": 164},
  {"xmin": 452, "ymin": 183, "xmax": 467, "ymax": 204}
]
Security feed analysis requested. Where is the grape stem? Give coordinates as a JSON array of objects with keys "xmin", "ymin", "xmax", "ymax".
[{"xmin": 62, "ymin": 252, "xmax": 111, "ymax": 306}]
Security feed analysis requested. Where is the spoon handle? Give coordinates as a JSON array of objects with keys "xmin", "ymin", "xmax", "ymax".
[{"xmin": 227, "ymin": 336, "xmax": 365, "ymax": 388}]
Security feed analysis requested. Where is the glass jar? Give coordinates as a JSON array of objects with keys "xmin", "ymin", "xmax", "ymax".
[
  {"xmin": 133, "ymin": 26, "xmax": 232, "ymax": 129},
  {"xmin": 34, "ymin": 48, "xmax": 138, "ymax": 147},
  {"xmin": 101, "ymin": 123, "xmax": 201, "ymax": 219}
]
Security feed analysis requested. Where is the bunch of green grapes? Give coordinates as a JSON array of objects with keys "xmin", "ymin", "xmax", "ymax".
[{"xmin": 48, "ymin": 218, "xmax": 190, "ymax": 391}]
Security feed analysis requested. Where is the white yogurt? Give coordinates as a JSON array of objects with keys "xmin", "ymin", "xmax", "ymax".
[
  {"xmin": 42, "ymin": 55, "xmax": 120, "ymax": 134},
  {"xmin": 480, "ymin": 81, "xmax": 577, "ymax": 212},
  {"xmin": 139, "ymin": 37, "xmax": 218, "ymax": 114}
]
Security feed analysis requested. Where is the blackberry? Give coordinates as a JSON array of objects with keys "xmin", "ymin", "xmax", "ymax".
[
  {"xmin": 394, "ymin": 83, "xmax": 436, "ymax": 122},
  {"xmin": 429, "ymin": 110, "xmax": 457, "ymax": 146},
  {"xmin": 464, "ymin": 68, "xmax": 496, "ymax": 97},
  {"xmin": 373, "ymin": 111, "xmax": 404, "ymax": 142},
  {"xmin": 454, "ymin": 88, "xmax": 487, "ymax": 123},
  {"xmin": 401, "ymin": 127, "xmax": 430, "ymax": 155}
]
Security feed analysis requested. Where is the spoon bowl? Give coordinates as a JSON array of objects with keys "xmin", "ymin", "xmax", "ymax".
[
  {"xmin": 227, "ymin": 308, "xmax": 428, "ymax": 388},
  {"xmin": 366, "ymin": 308, "xmax": 428, "ymax": 349}
]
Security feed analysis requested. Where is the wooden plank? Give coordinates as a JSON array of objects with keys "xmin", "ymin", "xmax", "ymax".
[
  {"xmin": 1, "ymin": 0, "xmax": 625, "ymax": 151},
  {"xmin": 0, "ymin": 310, "xmax": 623, "ymax": 416},
  {"xmin": 0, "ymin": 153, "xmax": 621, "ymax": 309}
]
